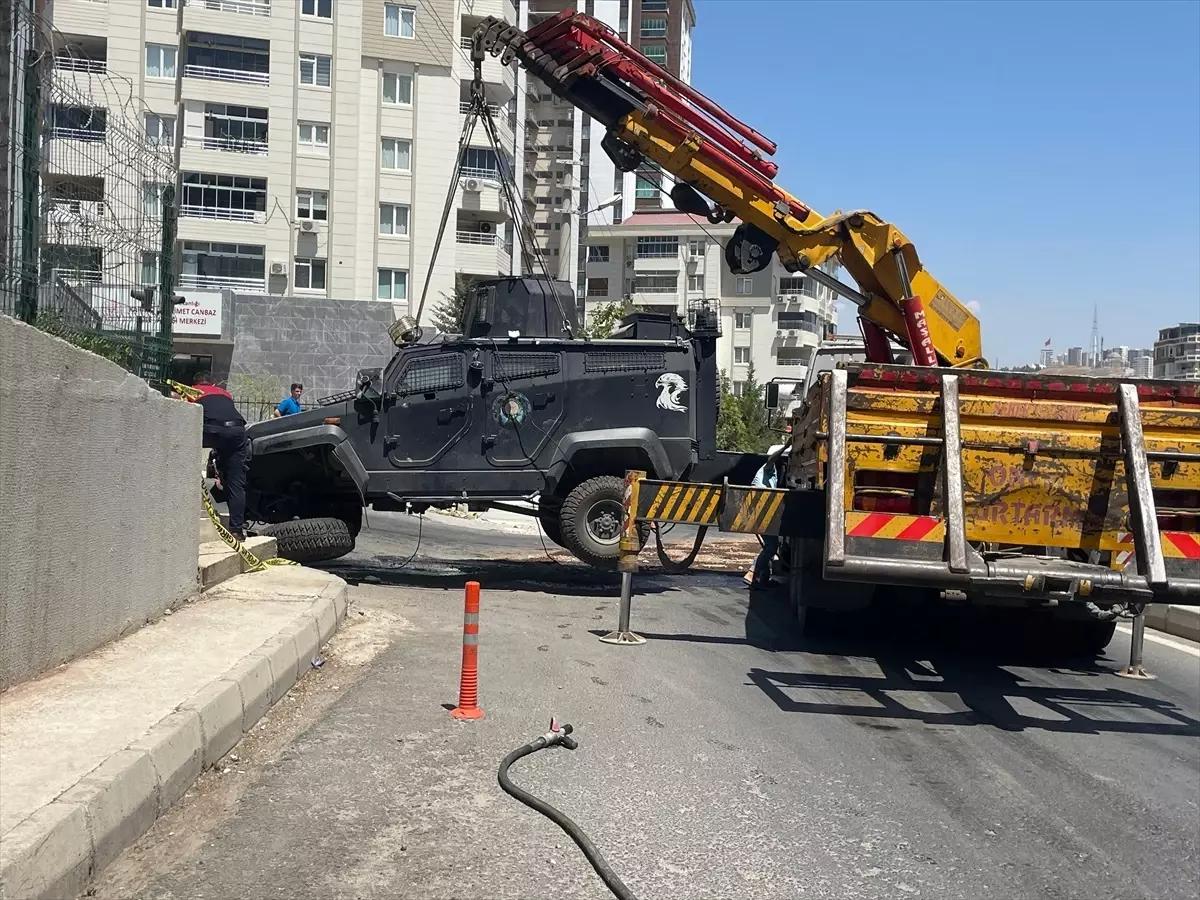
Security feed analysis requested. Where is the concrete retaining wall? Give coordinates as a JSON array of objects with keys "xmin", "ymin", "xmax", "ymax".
[{"xmin": 0, "ymin": 315, "xmax": 202, "ymax": 690}]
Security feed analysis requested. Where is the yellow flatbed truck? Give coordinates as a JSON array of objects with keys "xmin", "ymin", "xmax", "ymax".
[{"xmin": 478, "ymin": 13, "xmax": 1200, "ymax": 665}]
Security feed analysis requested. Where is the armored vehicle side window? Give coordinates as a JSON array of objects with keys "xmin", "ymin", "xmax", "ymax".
[{"xmin": 398, "ymin": 354, "xmax": 464, "ymax": 395}]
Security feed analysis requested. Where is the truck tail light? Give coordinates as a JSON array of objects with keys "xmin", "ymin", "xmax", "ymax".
[{"xmin": 853, "ymin": 470, "xmax": 919, "ymax": 515}]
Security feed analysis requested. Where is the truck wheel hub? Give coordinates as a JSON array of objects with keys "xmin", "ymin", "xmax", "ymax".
[{"xmin": 585, "ymin": 500, "xmax": 623, "ymax": 544}]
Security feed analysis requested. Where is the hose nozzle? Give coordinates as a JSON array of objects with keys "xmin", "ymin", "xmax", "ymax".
[{"xmin": 543, "ymin": 718, "xmax": 578, "ymax": 750}]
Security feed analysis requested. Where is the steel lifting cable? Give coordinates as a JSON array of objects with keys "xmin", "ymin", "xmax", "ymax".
[{"xmin": 411, "ymin": 42, "xmax": 574, "ymax": 337}]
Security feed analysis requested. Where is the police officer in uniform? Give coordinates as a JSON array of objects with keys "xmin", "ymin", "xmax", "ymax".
[{"xmin": 189, "ymin": 371, "xmax": 250, "ymax": 542}]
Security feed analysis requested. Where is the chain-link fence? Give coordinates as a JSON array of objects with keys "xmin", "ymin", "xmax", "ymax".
[{"xmin": 2, "ymin": 0, "xmax": 178, "ymax": 382}]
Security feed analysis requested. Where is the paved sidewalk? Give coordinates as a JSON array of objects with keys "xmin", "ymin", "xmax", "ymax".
[{"xmin": 0, "ymin": 564, "xmax": 348, "ymax": 900}]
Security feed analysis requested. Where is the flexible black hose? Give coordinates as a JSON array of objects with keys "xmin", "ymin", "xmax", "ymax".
[{"xmin": 498, "ymin": 729, "xmax": 640, "ymax": 900}]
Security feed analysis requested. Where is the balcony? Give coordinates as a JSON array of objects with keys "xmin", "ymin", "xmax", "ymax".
[
  {"xmin": 179, "ymin": 273, "xmax": 266, "ymax": 292},
  {"xmin": 54, "ymin": 55, "xmax": 107, "ymax": 74},
  {"xmin": 181, "ymin": 205, "xmax": 266, "ymax": 223},
  {"xmin": 183, "ymin": 134, "xmax": 268, "ymax": 155},
  {"xmin": 183, "ymin": 63, "xmax": 268, "ymax": 85},
  {"xmin": 185, "ymin": 0, "xmax": 271, "ymax": 15},
  {"xmin": 460, "ymin": 101, "xmax": 515, "ymax": 149},
  {"xmin": 456, "ymin": 231, "xmax": 511, "ymax": 275}
]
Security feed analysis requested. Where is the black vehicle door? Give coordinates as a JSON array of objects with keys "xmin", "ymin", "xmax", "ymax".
[
  {"xmin": 483, "ymin": 348, "xmax": 566, "ymax": 467},
  {"xmin": 384, "ymin": 350, "xmax": 474, "ymax": 468}
]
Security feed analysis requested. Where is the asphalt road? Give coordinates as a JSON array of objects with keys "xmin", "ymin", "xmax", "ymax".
[{"xmin": 93, "ymin": 522, "xmax": 1200, "ymax": 900}]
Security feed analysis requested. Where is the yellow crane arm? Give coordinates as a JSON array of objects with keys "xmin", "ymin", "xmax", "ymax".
[{"xmin": 617, "ymin": 113, "xmax": 985, "ymax": 368}]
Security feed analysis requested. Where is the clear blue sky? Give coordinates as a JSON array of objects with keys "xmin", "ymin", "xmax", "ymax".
[{"xmin": 690, "ymin": 0, "xmax": 1200, "ymax": 365}]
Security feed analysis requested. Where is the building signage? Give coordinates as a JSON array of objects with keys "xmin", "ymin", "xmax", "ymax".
[{"xmin": 173, "ymin": 291, "xmax": 223, "ymax": 337}]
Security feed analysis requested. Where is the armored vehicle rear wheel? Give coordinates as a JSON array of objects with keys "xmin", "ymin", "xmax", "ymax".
[
  {"xmin": 559, "ymin": 476, "xmax": 638, "ymax": 567},
  {"xmin": 256, "ymin": 517, "xmax": 355, "ymax": 564}
]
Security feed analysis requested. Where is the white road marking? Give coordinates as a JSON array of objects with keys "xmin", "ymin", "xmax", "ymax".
[{"xmin": 1116, "ymin": 624, "xmax": 1200, "ymax": 658}]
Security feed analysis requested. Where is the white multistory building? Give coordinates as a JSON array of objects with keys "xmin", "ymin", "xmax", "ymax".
[
  {"xmin": 522, "ymin": 0, "xmax": 696, "ymax": 304},
  {"xmin": 583, "ymin": 210, "xmax": 839, "ymax": 410},
  {"xmin": 47, "ymin": 0, "xmax": 524, "ymax": 321},
  {"xmin": 1154, "ymin": 322, "xmax": 1200, "ymax": 380}
]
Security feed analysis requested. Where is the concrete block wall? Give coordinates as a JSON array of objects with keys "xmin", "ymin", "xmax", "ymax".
[
  {"xmin": 0, "ymin": 315, "xmax": 201, "ymax": 691},
  {"xmin": 228, "ymin": 294, "xmax": 398, "ymax": 403}
]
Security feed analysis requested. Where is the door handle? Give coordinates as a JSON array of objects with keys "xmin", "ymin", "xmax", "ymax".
[
  {"xmin": 532, "ymin": 392, "xmax": 555, "ymax": 410},
  {"xmin": 437, "ymin": 403, "xmax": 467, "ymax": 425}
]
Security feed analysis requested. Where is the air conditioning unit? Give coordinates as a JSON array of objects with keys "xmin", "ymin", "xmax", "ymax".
[
  {"xmin": 463, "ymin": 178, "xmax": 481, "ymax": 192},
  {"xmin": 269, "ymin": 261, "xmax": 287, "ymax": 276},
  {"xmin": 300, "ymin": 219, "xmax": 315, "ymax": 232},
  {"xmin": 479, "ymin": 221, "xmax": 494, "ymax": 234}
]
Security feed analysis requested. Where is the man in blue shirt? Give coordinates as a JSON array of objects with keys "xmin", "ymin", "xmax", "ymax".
[
  {"xmin": 274, "ymin": 383, "xmax": 304, "ymax": 417},
  {"xmin": 747, "ymin": 446, "xmax": 785, "ymax": 588}
]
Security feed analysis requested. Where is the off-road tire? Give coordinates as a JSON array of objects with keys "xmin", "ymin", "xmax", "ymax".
[
  {"xmin": 1053, "ymin": 618, "xmax": 1117, "ymax": 657},
  {"xmin": 256, "ymin": 517, "xmax": 355, "ymax": 564},
  {"xmin": 559, "ymin": 475, "xmax": 645, "ymax": 568},
  {"xmin": 537, "ymin": 499, "xmax": 564, "ymax": 547}
]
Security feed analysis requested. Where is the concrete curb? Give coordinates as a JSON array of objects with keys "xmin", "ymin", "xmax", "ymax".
[
  {"xmin": 0, "ymin": 571, "xmax": 348, "ymax": 900},
  {"xmin": 1145, "ymin": 604, "xmax": 1200, "ymax": 643},
  {"xmin": 197, "ymin": 536, "xmax": 279, "ymax": 591}
]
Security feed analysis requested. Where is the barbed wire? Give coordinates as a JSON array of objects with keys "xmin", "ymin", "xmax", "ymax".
[{"xmin": 2, "ymin": 0, "xmax": 178, "ymax": 380}]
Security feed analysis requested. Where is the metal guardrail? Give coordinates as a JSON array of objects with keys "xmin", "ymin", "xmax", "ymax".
[
  {"xmin": 455, "ymin": 230, "xmax": 502, "ymax": 246},
  {"xmin": 180, "ymin": 205, "xmax": 265, "ymax": 223},
  {"xmin": 179, "ymin": 273, "xmax": 266, "ymax": 292},
  {"xmin": 185, "ymin": 0, "xmax": 272, "ymax": 14},
  {"xmin": 54, "ymin": 57, "xmax": 107, "ymax": 73},
  {"xmin": 183, "ymin": 135, "xmax": 268, "ymax": 155},
  {"xmin": 183, "ymin": 64, "xmax": 269, "ymax": 85}
]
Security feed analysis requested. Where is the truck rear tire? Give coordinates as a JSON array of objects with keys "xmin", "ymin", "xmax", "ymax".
[
  {"xmin": 256, "ymin": 517, "xmax": 355, "ymax": 564},
  {"xmin": 1054, "ymin": 618, "xmax": 1118, "ymax": 657},
  {"xmin": 559, "ymin": 475, "xmax": 645, "ymax": 567}
]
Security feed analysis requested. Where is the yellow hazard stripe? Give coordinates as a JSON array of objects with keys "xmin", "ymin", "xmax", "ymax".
[{"xmin": 640, "ymin": 483, "xmax": 719, "ymax": 524}]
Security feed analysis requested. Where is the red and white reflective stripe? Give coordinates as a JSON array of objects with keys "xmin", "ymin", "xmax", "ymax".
[
  {"xmin": 1163, "ymin": 532, "xmax": 1200, "ymax": 560},
  {"xmin": 845, "ymin": 511, "xmax": 945, "ymax": 542},
  {"xmin": 1114, "ymin": 531, "xmax": 1135, "ymax": 569}
]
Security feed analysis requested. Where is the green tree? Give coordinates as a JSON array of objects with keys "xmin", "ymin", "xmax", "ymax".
[
  {"xmin": 578, "ymin": 299, "xmax": 632, "ymax": 339},
  {"xmin": 736, "ymin": 363, "xmax": 776, "ymax": 453},
  {"xmin": 716, "ymin": 369, "xmax": 750, "ymax": 451},
  {"xmin": 431, "ymin": 274, "xmax": 474, "ymax": 334}
]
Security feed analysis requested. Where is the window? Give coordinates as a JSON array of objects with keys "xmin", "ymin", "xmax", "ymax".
[
  {"xmin": 735, "ymin": 311, "xmax": 752, "ymax": 329},
  {"xmin": 145, "ymin": 44, "xmax": 176, "ymax": 79},
  {"xmin": 379, "ymin": 202, "xmax": 410, "ymax": 235},
  {"xmin": 294, "ymin": 257, "xmax": 327, "ymax": 290},
  {"xmin": 381, "ymin": 137, "xmax": 411, "ymax": 171},
  {"xmin": 640, "ymin": 18, "xmax": 667, "ymax": 37},
  {"xmin": 778, "ymin": 276, "xmax": 804, "ymax": 295},
  {"xmin": 736, "ymin": 276, "xmax": 754, "ymax": 295},
  {"xmin": 296, "ymin": 189, "xmax": 328, "ymax": 221},
  {"xmin": 384, "ymin": 4, "xmax": 415, "ymax": 38},
  {"xmin": 297, "ymin": 121, "xmax": 330, "ymax": 153},
  {"xmin": 636, "ymin": 235, "xmax": 678, "ymax": 258},
  {"xmin": 643, "ymin": 45, "xmax": 667, "ymax": 65},
  {"xmin": 688, "ymin": 239, "xmax": 705, "ymax": 258},
  {"xmin": 734, "ymin": 347, "xmax": 751, "ymax": 365},
  {"xmin": 779, "ymin": 310, "xmax": 820, "ymax": 332},
  {"xmin": 183, "ymin": 33, "xmax": 269, "ymax": 80},
  {"xmin": 147, "ymin": 0, "xmax": 176, "ymax": 8},
  {"xmin": 299, "ymin": 53, "xmax": 332, "ymax": 86},
  {"xmin": 686, "ymin": 274, "xmax": 704, "ymax": 292},
  {"xmin": 301, "ymin": 0, "xmax": 331, "ymax": 17},
  {"xmin": 141, "ymin": 251, "xmax": 159, "ymax": 285},
  {"xmin": 732, "ymin": 380, "xmax": 746, "ymax": 397},
  {"xmin": 586, "ymin": 277, "xmax": 609, "ymax": 298},
  {"xmin": 378, "ymin": 268, "xmax": 408, "ymax": 301},
  {"xmin": 145, "ymin": 113, "xmax": 175, "ymax": 147},
  {"xmin": 203, "ymin": 104, "xmax": 268, "ymax": 151},
  {"xmin": 586, "ymin": 245, "xmax": 609, "ymax": 263},
  {"xmin": 51, "ymin": 105, "xmax": 106, "ymax": 140},
  {"xmin": 181, "ymin": 172, "xmax": 267, "ymax": 219},
  {"xmin": 143, "ymin": 182, "xmax": 168, "ymax": 218},
  {"xmin": 635, "ymin": 174, "xmax": 659, "ymax": 199},
  {"xmin": 642, "ymin": 0, "xmax": 668, "ymax": 9},
  {"xmin": 383, "ymin": 72, "xmax": 413, "ymax": 105},
  {"xmin": 633, "ymin": 271, "xmax": 677, "ymax": 293}
]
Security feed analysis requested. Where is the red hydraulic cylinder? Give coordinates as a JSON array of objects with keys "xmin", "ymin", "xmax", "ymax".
[{"xmin": 900, "ymin": 296, "xmax": 939, "ymax": 367}]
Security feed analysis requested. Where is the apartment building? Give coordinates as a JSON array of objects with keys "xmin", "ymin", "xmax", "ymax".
[
  {"xmin": 583, "ymin": 211, "xmax": 838, "ymax": 410},
  {"xmin": 46, "ymin": 0, "xmax": 523, "ymax": 322},
  {"xmin": 1154, "ymin": 322, "xmax": 1200, "ymax": 380},
  {"xmin": 521, "ymin": 0, "xmax": 695, "ymax": 303}
]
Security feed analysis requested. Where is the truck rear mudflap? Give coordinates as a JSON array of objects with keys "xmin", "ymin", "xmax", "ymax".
[{"xmin": 817, "ymin": 367, "xmax": 1200, "ymax": 606}]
